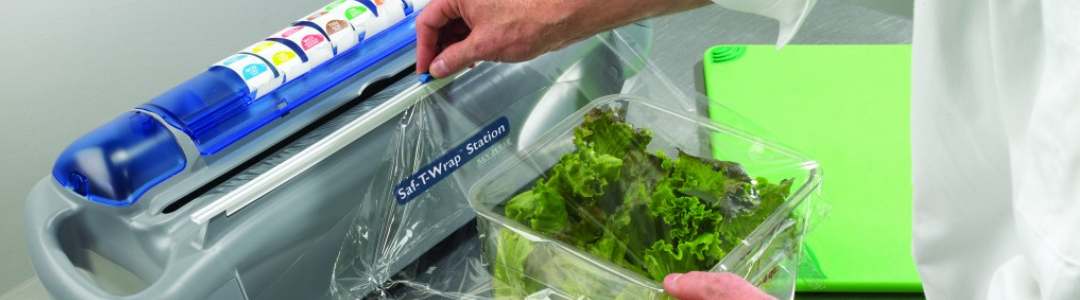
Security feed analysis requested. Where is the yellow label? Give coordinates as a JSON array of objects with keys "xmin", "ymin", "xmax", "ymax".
[
  {"xmin": 272, "ymin": 51, "xmax": 297, "ymax": 65},
  {"xmin": 252, "ymin": 41, "xmax": 276, "ymax": 53}
]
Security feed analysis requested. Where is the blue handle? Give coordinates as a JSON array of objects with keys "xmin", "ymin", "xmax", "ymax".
[
  {"xmin": 52, "ymin": 111, "xmax": 187, "ymax": 207},
  {"xmin": 53, "ymin": 6, "xmax": 421, "ymax": 206},
  {"xmin": 141, "ymin": 12, "xmax": 419, "ymax": 156}
]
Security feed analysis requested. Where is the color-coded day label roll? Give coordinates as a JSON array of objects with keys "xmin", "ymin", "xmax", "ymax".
[
  {"xmin": 324, "ymin": 0, "xmax": 351, "ymax": 11},
  {"xmin": 326, "ymin": 1, "xmax": 373, "ymax": 40},
  {"xmin": 299, "ymin": 7, "xmax": 359, "ymax": 54},
  {"xmin": 409, "ymin": 0, "xmax": 431, "ymax": 10},
  {"xmin": 214, "ymin": 53, "xmax": 283, "ymax": 98},
  {"xmin": 271, "ymin": 25, "xmax": 334, "ymax": 66},
  {"xmin": 243, "ymin": 41, "xmax": 310, "ymax": 83},
  {"xmin": 359, "ymin": 0, "xmax": 407, "ymax": 40}
]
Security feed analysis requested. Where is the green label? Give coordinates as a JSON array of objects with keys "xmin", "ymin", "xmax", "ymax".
[
  {"xmin": 345, "ymin": 6, "xmax": 368, "ymax": 20},
  {"xmin": 325, "ymin": 0, "xmax": 347, "ymax": 11}
]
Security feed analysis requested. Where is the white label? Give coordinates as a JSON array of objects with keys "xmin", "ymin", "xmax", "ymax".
[
  {"xmin": 272, "ymin": 25, "xmax": 335, "ymax": 65},
  {"xmin": 300, "ymin": 8, "xmax": 360, "ymax": 54},
  {"xmin": 214, "ymin": 54, "xmax": 282, "ymax": 98},
  {"xmin": 244, "ymin": 41, "xmax": 311, "ymax": 83},
  {"xmin": 364, "ymin": 0, "xmax": 407, "ymax": 39}
]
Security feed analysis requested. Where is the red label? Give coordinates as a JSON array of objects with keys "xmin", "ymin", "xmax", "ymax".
[
  {"xmin": 301, "ymin": 35, "xmax": 325, "ymax": 50},
  {"xmin": 281, "ymin": 26, "xmax": 304, "ymax": 38},
  {"xmin": 374, "ymin": 0, "xmax": 385, "ymax": 5}
]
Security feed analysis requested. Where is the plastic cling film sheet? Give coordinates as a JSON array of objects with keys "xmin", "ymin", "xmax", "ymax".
[{"xmin": 329, "ymin": 25, "xmax": 825, "ymax": 300}]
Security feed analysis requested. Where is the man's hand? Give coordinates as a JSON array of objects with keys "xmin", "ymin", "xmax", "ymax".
[
  {"xmin": 664, "ymin": 272, "xmax": 776, "ymax": 300},
  {"xmin": 415, "ymin": 0, "xmax": 710, "ymax": 78}
]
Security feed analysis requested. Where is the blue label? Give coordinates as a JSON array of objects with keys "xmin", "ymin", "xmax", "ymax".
[
  {"xmin": 242, "ymin": 64, "xmax": 268, "ymax": 80},
  {"xmin": 222, "ymin": 54, "xmax": 247, "ymax": 66},
  {"xmin": 395, "ymin": 117, "xmax": 510, "ymax": 204}
]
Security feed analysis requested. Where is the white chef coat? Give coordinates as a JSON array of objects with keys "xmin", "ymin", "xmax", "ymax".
[{"xmin": 711, "ymin": 0, "xmax": 1080, "ymax": 299}]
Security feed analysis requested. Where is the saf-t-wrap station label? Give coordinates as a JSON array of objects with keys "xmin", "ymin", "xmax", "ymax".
[{"xmin": 394, "ymin": 117, "xmax": 510, "ymax": 204}]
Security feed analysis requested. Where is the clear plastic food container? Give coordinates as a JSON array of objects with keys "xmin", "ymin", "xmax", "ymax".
[{"xmin": 469, "ymin": 94, "xmax": 822, "ymax": 299}]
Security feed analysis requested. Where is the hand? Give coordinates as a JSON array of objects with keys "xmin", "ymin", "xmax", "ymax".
[
  {"xmin": 664, "ymin": 272, "xmax": 776, "ymax": 300},
  {"xmin": 415, "ymin": 0, "xmax": 711, "ymax": 78}
]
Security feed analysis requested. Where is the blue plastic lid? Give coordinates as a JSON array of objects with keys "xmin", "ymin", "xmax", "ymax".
[{"xmin": 52, "ymin": 111, "xmax": 187, "ymax": 207}]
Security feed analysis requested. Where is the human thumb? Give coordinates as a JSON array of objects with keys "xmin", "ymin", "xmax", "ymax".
[
  {"xmin": 663, "ymin": 272, "xmax": 775, "ymax": 300},
  {"xmin": 428, "ymin": 37, "xmax": 485, "ymax": 78}
]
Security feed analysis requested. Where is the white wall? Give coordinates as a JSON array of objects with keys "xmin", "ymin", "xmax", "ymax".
[{"xmin": 0, "ymin": 0, "xmax": 324, "ymax": 293}]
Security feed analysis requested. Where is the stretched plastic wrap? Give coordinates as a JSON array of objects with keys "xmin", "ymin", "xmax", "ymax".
[{"xmin": 330, "ymin": 27, "xmax": 824, "ymax": 300}]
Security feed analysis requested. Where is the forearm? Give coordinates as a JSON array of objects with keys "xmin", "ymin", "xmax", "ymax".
[{"xmin": 415, "ymin": 0, "xmax": 719, "ymax": 77}]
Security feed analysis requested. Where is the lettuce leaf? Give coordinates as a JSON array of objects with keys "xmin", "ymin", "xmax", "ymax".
[
  {"xmin": 573, "ymin": 107, "xmax": 651, "ymax": 159},
  {"xmin": 493, "ymin": 229, "xmax": 538, "ymax": 299}
]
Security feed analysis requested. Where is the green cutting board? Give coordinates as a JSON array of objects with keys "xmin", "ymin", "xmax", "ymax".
[{"xmin": 702, "ymin": 45, "xmax": 922, "ymax": 293}]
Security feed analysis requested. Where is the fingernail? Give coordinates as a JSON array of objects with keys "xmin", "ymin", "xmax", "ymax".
[
  {"xmin": 433, "ymin": 59, "xmax": 449, "ymax": 78},
  {"xmin": 664, "ymin": 273, "xmax": 683, "ymax": 290}
]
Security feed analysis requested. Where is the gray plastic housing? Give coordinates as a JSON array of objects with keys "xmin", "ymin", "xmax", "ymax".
[{"xmin": 25, "ymin": 26, "xmax": 652, "ymax": 300}]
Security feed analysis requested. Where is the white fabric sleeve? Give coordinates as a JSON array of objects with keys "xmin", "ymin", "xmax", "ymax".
[
  {"xmin": 987, "ymin": 1, "xmax": 1080, "ymax": 297},
  {"xmin": 709, "ymin": 0, "xmax": 816, "ymax": 48},
  {"xmin": 986, "ymin": 257, "xmax": 1041, "ymax": 300}
]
